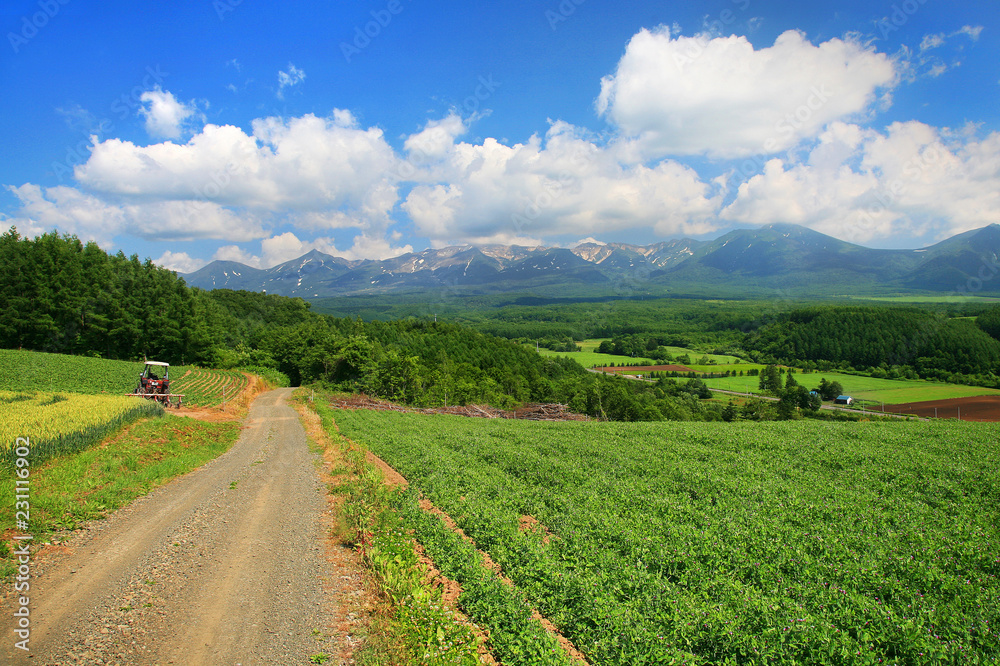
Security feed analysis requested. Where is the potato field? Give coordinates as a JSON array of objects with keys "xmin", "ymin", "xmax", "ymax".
[{"xmin": 332, "ymin": 410, "xmax": 1000, "ymax": 665}]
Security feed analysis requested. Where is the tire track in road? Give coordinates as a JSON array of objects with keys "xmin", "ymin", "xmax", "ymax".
[{"xmin": 1, "ymin": 388, "xmax": 340, "ymax": 665}]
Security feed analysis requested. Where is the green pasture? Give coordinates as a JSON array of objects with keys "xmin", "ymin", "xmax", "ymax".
[
  {"xmin": 843, "ymin": 294, "xmax": 1000, "ymax": 304},
  {"xmin": 530, "ymin": 339, "xmax": 742, "ymax": 369},
  {"xmin": 702, "ymin": 370, "xmax": 1000, "ymax": 404}
]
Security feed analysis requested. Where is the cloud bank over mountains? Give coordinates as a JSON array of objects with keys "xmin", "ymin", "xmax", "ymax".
[{"xmin": 2, "ymin": 25, "xmax": 995, "ymax": 273}]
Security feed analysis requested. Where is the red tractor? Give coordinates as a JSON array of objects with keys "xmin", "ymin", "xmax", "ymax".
[{"xmin": 132, "ymin": 361, "xmax": 183, "ymax": 408}]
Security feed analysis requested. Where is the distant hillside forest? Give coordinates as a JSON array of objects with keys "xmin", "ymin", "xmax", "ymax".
[
  {"xmin": 0, "ymin": 230, "xmax": 721, "ymax": 421},
  {"xmin": 745, "ymin": 306, "xmax": 1000, "ymax": 387}
]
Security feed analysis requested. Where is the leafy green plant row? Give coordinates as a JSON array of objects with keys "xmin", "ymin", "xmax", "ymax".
[
  {"xmin": 332, "ymin": 410, "xmax": 1000, "ymax": 665},
  {"xmin": 391, "ymin": 486, "xmax": 575, "ymax": 666},
  {"xmin": 171, "ymin": 369, "xmax": 249, "ymax": 407}
]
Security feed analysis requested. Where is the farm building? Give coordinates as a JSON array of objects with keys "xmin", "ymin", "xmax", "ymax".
[{"xmin": 834, "ymin": 395, "xmax": 854, "ymax": 405}]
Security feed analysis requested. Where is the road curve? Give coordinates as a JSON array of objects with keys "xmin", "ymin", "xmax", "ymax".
[{"xmin": 2, "ymin": 387, "xmax": 339, "ymax": 665}]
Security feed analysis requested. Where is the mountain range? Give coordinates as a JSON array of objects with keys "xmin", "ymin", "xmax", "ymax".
[{"xmin": 180, "ymin": 223, "xmax": 1000, "ymax": 298}]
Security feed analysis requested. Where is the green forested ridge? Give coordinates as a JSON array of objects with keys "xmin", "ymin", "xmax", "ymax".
[
  {"xmin": 246, "ymin": 312, "xmax": 723, "ymax": 420},
  {"xmin": 0, "ymin": 228, "xmax": 215, "ymax": 364},
  {"xmin": 745, "ymin": 306, "xmax": 1000, "ymax": 386},
  {"xmin": 977, "ymin": 304, "xmax": 1000, "ymax": 341}
]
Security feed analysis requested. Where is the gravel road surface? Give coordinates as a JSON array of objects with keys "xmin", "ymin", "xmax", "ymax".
[{"xmin": 2, "ymin": 388, "xmax": 341, "ymax": 665}]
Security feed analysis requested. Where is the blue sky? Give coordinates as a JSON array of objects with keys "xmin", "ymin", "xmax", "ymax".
[{"xmin": 1, "ymin": 0, "xmax": 998, "ymax": 271}]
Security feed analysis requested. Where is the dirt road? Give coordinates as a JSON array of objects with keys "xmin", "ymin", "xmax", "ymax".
[{"xmin": 2, "ymin": 388, "xmax": 341, "ymax": 665}]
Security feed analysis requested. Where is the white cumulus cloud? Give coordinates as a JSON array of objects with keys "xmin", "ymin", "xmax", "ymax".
[
  {"xmin": 74, "ymin": 111, "xmax": 399, "ymax": 229},
  {"xmin": 403, "ymin": 119, "xmax": 723, "ymax": 244},
  {"xmin": 155, "ymin": 250, "xmax": 207, "ymax": 273},
  {"xmin": 4, "ymin": 184, "xmax": 125, "ymax": 244},
  {"xmin": 139, "ymin": 87, "xmax": 203, "ymax": 139},
  {"xmin": 4, "ymin": 183, "xmax": 264, "ymax": 244},
  {"xmin": 722, "ymin": 121, "xmax": 1000, "ymax": 243},
  {"xmin": 213, "ymin": 230, "xmax": 413, "ymax": 268},
  {"xmin": 597, "ymin": 27, "xmax": 898, "ymax": 159}
]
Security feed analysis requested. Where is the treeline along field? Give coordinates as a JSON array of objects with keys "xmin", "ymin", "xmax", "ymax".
[
  {"xmin": 745, "ymin": 306, "xmax": 1000, "ymax": 386},
  {"xmin": 333, "ymin": 409, "xmax": 1000, "ymax": 664}
]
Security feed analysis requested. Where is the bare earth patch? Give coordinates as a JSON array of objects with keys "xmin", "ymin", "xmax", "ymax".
[
  {"xmin": 332, "ymin": 393, "xmax": 590, "ymax": 421},
  {"xmin": 519, "ymin": 514, "xmax": 557, "ymax": 546},
  {"xmin": 883, "ymin": 395, "xmax": 1000, "ymax": 422},
  {"xmin": 292, "ymin": 399, "xmax": 376, "ymax": 664},
  {"xmin": 172, "ymin": 372, "xmax": 268, "ymax": 422}
]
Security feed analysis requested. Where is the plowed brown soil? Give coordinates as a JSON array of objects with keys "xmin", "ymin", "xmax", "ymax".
[{"xmin": 883, "ymin": 395, "xmax": 1000, "ymax": 421}]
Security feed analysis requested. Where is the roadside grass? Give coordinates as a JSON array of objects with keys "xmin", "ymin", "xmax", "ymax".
[
  {"xmin": 294, "ymin": 390, "xmax": 485, "ymax": 666},
  {"xmin": 0, "ymin": 415, "xmax": 239, "ymax": 578}
]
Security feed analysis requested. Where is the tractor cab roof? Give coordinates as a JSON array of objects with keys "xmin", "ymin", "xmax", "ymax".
[{"xmin": 144, "ymin": 361, "xmax": 170, "ymax": 367}]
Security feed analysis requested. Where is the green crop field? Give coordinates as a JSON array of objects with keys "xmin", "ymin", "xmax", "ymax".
[
  {"xmin": 170, "ymin": 368, "xmax": 250, "ymax": 408},
  {"xmin": 332, "ymin": 410, "xmax": 1000, "ymax": 665},
  {"xmin": 532, "ymin": 340, "xmax": 741, "ymax": 369},
  {"xmin": 0, "ymin": 349, "xmax": 143, "ymax": 395},
  {"xmin": 533, "ymin": 339, "xmax": 998, "ymax": 406},
  {"xmin": 0, "ymin": 350, "xmax": 259, "ymax": 409},
  {"xmin": 701, "ymin": 370, "xmax": 1000, "ymax": 404},
  {"xmin": 532, "ymin": 348, "xmax": 658, "ymax": 368},
  {"xmin": 0, "ymin": 390, "xmax": 163, "ymax": 463},
  {"xmin": 844, "ymin": 295, "xmax": 1000, "ymax": 304}
]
